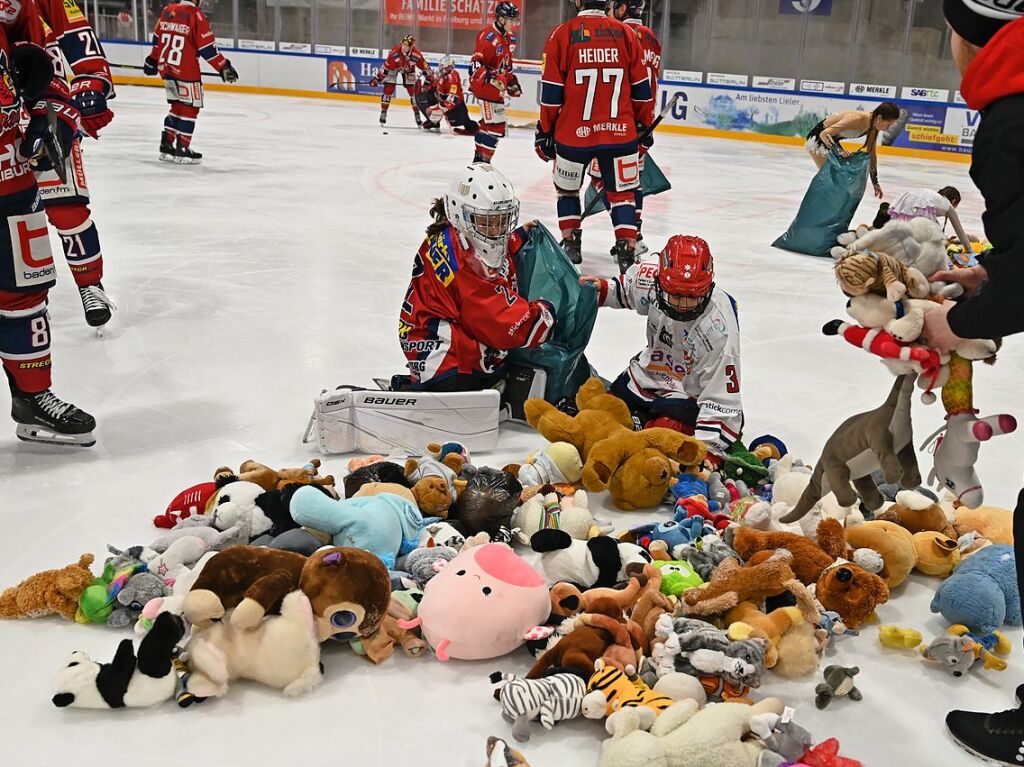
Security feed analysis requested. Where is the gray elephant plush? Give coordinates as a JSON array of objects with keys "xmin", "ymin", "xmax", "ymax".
[{"xmin": 106, "ymin": 573, "xmax": 171, "ymax": 628}]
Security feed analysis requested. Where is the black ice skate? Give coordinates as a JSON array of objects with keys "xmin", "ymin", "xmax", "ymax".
[
  {"xmin": 560, "ymin": 229, "xmax": 582, "ymax": 265},
  {"xmin": 159, "ymin": 135, "xmax": 175, "ymax": 162},
  {"xmin": 11, "ymin": 388, "xmax": 96, "ymax": 447},
  {"xmin": 421, "ymin": 119, "xmax": 440, "ymax": 132},
  {"xmin": 613, "ymin": 239, "xmax": 636, "ymax": 274},
  {"xmin": 379, "ymin": 109, "xmax": 387, "ymax": 127},
  {"xmin": 473, "ymin": 150, "xmax": 486, "ymax": 163},
  {"xmin": 78, "ymin": 282, "xmax": 116, "ymax": 333},
  {"xmin": 413, "ymin": 109, "xmax": 423, "ymax": 127},
  {"xmin": 610, "ymin": 232, "xmax": 648, "ymax": 259},
  {"xmin": 175, "ymin": 139, "xmax": 202, "ymax": 165}
]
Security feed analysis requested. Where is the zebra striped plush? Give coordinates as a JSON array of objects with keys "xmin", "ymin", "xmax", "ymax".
[
  {"xmin": 490, "ymin": 671, "xmax": 586, "ymax": 741},
  {"xmin": 582, "ymin": 661, "xmax": 674, "ymax": 719}
]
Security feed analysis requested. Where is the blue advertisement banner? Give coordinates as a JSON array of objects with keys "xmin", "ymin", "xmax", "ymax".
[{"xmin": 327, "ymin": 56, "xmax": 384, "ymax": 96}]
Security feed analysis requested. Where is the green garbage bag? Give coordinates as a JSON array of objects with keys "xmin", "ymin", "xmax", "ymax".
[
  {"xmin": 510, "ymin": 223, "xmax": 598, "ymax": 404},
  {"xmin": 583, "ymin": 153, "xmax": 671, "ymax": 219},
  {"xmin": 772, "ymin": 151, "xmax": 870, "ymax": 257}
]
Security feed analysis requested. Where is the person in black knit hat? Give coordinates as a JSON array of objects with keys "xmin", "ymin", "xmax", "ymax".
[{"xmin": 935, "ymin": 2, "xmax": 1024, "ymax": 765}]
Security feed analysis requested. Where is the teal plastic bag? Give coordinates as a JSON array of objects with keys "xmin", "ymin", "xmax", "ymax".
[
  {"xmin": 773, "ymin": 151, "xmax": 870, "ymax": 257},
  {"xmin": 583, "ymin": 153, "xmax": 671, "ymax": 219},
  {"xmin": 510, "ymin": 223, "xmax": 598, "ymax": 404}
]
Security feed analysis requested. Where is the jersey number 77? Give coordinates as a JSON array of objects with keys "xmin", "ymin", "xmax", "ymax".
[{"xmin": 574, "ymin": 67, "xmax": 624, "ymax": 121}]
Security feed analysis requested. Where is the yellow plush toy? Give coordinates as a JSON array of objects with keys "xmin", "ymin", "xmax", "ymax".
[
  {"xmin": 524, "ymin": 378, "xmax": 706, "ymax": 511},
  {"xmin": 954, "ymin": 505, "xmax": 1013, "ymax": 545},
  {"xmin": 844, "ymin": 520, "xmax": 917, "ymax": 589},
  {"xmin": 878, "ymin": 625, "xmax": 923, "ymax": 649},
  {"xmin": 913, "ymin": 531, "xmax": 962, "ymax": 577}
]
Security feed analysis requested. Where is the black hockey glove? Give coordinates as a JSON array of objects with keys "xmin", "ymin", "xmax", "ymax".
[
  {"xmin": 221, "ymin": 62, "xmax": 239, "ymax": 83},
  {"xmin": 70, "ymin": 76, "xmax": 113, "ymax": 138},
  {"xmin": 638, "ymin": 122, "xmax": 654, "ymax": 149},
  {"xmin": 143, "ymin": 56, "xmax": 159, "ymax": 76},
  {"xmin": 21, "ymin": 98, "xmax": 80, "ymax": 171},
  {"xmin": 534, "ymin": 122, "xmax": 554, "ymax": 162},
  {"xmin": 12, "ymin": 44, "xmax": 54, "ymax": 103}
]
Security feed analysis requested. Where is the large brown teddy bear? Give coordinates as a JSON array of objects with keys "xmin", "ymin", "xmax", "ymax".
[
  {"xmin": 731, "ymin": 519, "xmax": 847, "ymax": 586},
  {"xmin": 816, "ymin": 561, "xmax": 889, "ymax": 629},
  {"xmin": 214, "ymin": 459, "xmax": 337, "ymax": 493},
  {"xmin": 524, "ymin": 378, "xmax": 706, "ymax": 511},
  {"xmin": 0, "ymin": 554, "xmax": 95, "ymax": 622},
  {"xmin": 184, "ymin": 545, "xmax": 390, "ymax": 643},
  {"xmin": 875, "ymin": 490, "xmax": 955, "ymax": 537}
]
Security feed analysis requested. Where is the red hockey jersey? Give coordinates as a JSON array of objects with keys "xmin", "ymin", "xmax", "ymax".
[
  {"xmin": 540, "ymin": 10, "xmax": 654, "ymax": 149},
  {"xmin": 399, "ymin": 225, "xmax": 555, "ymax": 386},
  {"xmin": 37, "ymin": 0, "xmax": 111, "ymax": 87},
  {"xmin": 0, "ymin": 7, "xmax": 72, "ymax": 199},
  {"xmin": 148, "ymin": 0, "xmax": 227, "ymax": 82},
  {"xmin": 625, "ymin": 19, "xmax": 661, "ymax": 101},
  {"xmin": 435, "ymin": 69, "xmax": 465, "ymax": 110},
  {"xmin": 471, "ymin": 23, "xmax": 514, "ymax": 102},
  {"xmin": 379, "ymin": 44, "xmax": 429, "ymax": 77}
]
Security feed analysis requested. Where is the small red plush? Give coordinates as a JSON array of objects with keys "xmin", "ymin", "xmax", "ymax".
[
  {"xmin": 153, "ymin": 482, "xmax": 218, "ymax": 528},
  {"xmin": 799, "ymin": 738, "xmax": 864, "ymax": 767},
  {"xmin": 678, "ymin": 497, "xmax": 731, "ymax": 530}
]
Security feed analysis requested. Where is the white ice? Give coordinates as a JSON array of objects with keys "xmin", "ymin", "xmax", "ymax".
[{"xmin": 1, "ymin": 85, "xmax": 1021, "ymax": 766}]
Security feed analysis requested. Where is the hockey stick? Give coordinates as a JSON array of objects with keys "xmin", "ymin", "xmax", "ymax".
[
  {"xmin": 112, "ymin": 63, "xmax": 225, "ymax": 80},
  {"xmin": 42, "ymin": 103, "xmax": 68, "ymax": 185},
  {"xmin": 580, "ymin": 92, "xmax": 681, "ymax": 220}
]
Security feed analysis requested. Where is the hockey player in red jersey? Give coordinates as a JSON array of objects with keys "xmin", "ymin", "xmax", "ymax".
[
  {"xmin": 586, "ymin": 0, "xmax": 661, "ymax": 257},
  {"xmin": 418, "ymin": 57, "xmax": 478, "ymax": 135},
  {"xmin": 371, "ymin": 35, "xmax": 430, "ymax": 129},
  {"xmin": 396, "ymin": 164, "xmax": 555, "ymax": 392},
  {"xmin": 470, "ymin": 2, "xmax": 522, "ymax": 163},
  {"xmin": 580, "ymin": 236, "xmax": 743, "ymax": 465},
  {"xmin": 33, "ymin": 0, "xmax": 117, "ymax": 331},
  {"xmin": 0, "ymin": 18, "xmax": 97, "ymax": 445},
  {"xmin": 535, "ymin": 0, "xmax": 654, "ymax": 274},
  {"xmin": 144, "ymin": 0, "xmax": 238, "ymax": 164}
]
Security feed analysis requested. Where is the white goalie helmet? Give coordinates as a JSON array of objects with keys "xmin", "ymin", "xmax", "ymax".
[{"xmin": 444, "ymin": 163, "xmax": 520, "ymax": 269}]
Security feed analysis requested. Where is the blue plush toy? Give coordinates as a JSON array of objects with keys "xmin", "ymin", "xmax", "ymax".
[
  {"xmin": 628, "ymin": 518, "xmax": 709, "ymax": 554},
  {"xmin": 289, "ymin": 487, "xmax": 423, "ymax": 569},
  {"xmin": 930, "ymin": 545, "xmax": 1021, "ymax": 635}
]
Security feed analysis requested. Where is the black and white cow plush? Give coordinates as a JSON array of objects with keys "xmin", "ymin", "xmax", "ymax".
[
  {"xmin": 530, "ymin": 529, "xmax": 651, "ymax": 589},
  {"xmin": 52, "ymin": 612, "xmax": 185, "ymax": 709}
]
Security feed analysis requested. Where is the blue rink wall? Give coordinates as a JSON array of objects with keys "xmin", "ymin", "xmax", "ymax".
[{"xmin": 105, "ymin": 40, "xmax": 976, "ymax": 161}]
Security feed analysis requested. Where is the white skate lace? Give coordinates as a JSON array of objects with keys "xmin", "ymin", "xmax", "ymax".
[
  {"xmin": 34, "ymin": 390, "xmax": 72, "ymax": 420},
  {"xmin": 79, "ymin": 285, "xmax": 116, "ymax": 313}
]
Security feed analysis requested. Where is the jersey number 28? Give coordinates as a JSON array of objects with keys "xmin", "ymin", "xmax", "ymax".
[
  {"xmin": 574, "ymin": 67, "xmax": 623, "ymax": 122},
  {"xmin": 160, "ymin": 33, "xmax": 186, "ymax": 66}
]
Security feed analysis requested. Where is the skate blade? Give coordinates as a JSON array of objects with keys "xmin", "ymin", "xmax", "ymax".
[
  {"xmin": 159, "ymin": 152, "xmax": 176, "ymax": 162},
  {"xmin": 16, "ymin": 424, "xmax": 96, "ymax": 448},
  {"xmin": 175, "ymin": 157, "xmax": 201, "ymax": 165}
]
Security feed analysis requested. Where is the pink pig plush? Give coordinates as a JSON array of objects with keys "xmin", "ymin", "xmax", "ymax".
[{"xmin": 399, "ymin": 543, "xmax": 551, "ymax": 661}]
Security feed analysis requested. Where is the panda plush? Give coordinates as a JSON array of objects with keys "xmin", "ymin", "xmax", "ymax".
[
  {"xmin": 52, "ymin": 612, "xmax": 185, "ymax": 709},
  {"xmin": 530, "ymin": 529, "xmax": 651, "ymax": 589}
]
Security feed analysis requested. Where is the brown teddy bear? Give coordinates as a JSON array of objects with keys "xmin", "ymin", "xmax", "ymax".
[
  {"xmin": 0, "ymin": 554, "xmax": 95, "ymax": 621},
  {"xmin": 731, "ymin": 519, "xmax": 847, "ymax": 586},
  {"xmin": 875, "ymin": 490, "xmax": 955, "ymax": 537},
  {"xmin": 526, "ymin": 596, "xmax": 637, "ymax": 679},
  {"xmin": 184, "ymin": 545, "xmax": 390, "ymax": 643},
  {"xmin": 524, "ymin": 378, "xmax": 706, "ymax": 511},
  {"xmin": 816, "ymin": 561, "xmax": 889, "ymax": 629},
  {"xmin": 681, "ymin": 551, "xmax": 820, "ymax": 623},
  {"xmin": 214, "ymin": 459, "xmax": 337, "ymax": 493}
]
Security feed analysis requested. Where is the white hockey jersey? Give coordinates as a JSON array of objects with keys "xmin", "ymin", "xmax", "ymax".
[{"xmin": 597, "ymin": 259, "xmax": 743, "ymax": 457}]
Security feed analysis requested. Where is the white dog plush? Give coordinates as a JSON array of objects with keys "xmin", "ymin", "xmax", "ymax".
[{"xmin": 186, "ymin": 590, "xmax": 322, "ymax": 698}]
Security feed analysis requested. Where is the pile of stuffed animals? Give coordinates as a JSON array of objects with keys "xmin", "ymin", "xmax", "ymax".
[{"xmin": 1, "ymin": 374, "xmax": 1020, "ymax": 765}]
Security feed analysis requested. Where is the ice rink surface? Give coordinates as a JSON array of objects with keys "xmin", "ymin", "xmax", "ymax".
[{"xmin": 2, "ymin": 85, "xmax": 1022, "ymax": 766}]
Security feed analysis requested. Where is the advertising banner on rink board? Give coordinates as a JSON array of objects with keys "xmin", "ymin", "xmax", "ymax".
[
  {"xmin": 383, "ymin": 0, "xmax": 518, "ymax": 29},
  {"xmin": 652, "ymin": 81, "xmax": 976, "ymax": 155}
]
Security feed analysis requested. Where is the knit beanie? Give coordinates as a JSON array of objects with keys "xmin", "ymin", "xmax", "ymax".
[{"xmin": 944, "ymin": 0, "xmax": 1024, "ymax": 47}]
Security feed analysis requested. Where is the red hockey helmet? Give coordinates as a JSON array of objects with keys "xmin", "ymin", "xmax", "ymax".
[{"xmin": 655, "ymin": 235, "xmax": 714, "ymax": 321}]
